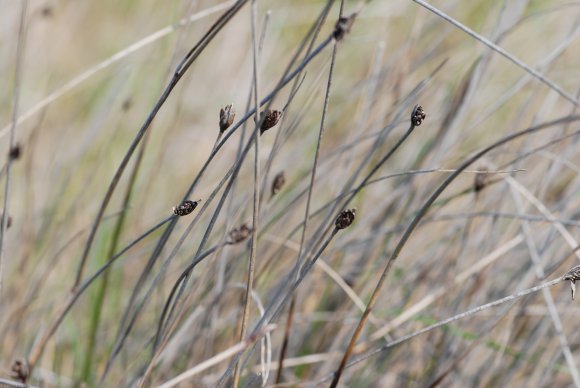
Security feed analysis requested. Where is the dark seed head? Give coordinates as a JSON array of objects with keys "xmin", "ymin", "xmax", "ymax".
[
  {"xmin": 219, "ymin": 104, "xmax": 235, "ymax": 133},
  {"xmin": 228, "ymin": 223, "xmax": 253, "ymax": 244},
  {"xmin": 411, "ymin": 105, "xmax": 426, "ymax": 126},
  {"xmin": 122, "ymin": 98, "xmax": 132, "ymax": 111},
  {"xmin": 8, "ymin": 143, "xmax": 22, "ymax": 161},
  {"xmin": 271, "ymin": 172, "xmax": 286, "ymax": 197},
  {"xmin": 333, "ymin": 13, "xmax": 357, "ymax": 41},
  {"xmin": 2, "ymin": 213, "xmax": 13, "ymax": 229},
  {"xmin": 260, "ymin": 110, "xmax": 282, "ymax": 134},
  {"xmin": 474, "ymin": 166, "xmax": 489, "ymax": 192},
  {"xmin": 335, "ymin": 208, "xmax": 356, "ymax": 230},
  {"xmin": 41, "ymin": 6, "xmax": 53, "ymax": 18},
  {"xmin": 172, "ymin": 200, "xmax": 200, "ymax": 216},
  {"xmin": 564, "ymin": 265, "xmax": 580, "ymax": 282},
  {"xmin": 11, "ymin": 359, "xmax": 29, "ymax": 383},
  {"xmin": 564, "ymin": 265, "xmax": 580, "ymax": 301}
]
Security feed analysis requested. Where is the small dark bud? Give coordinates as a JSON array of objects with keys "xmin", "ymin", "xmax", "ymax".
[
  {"xmin": 260, "ymin": 110, "xmax": 282, "ymax": 134},
  {"xmin": 564, "ymin": 265, "xmax": 580, "ymax": 300},
  {"xmin": 411, "ymin": 105, "xmax": 426, "ymax": 126},
  {"xmin": 8, "ymin": 143, "xmax": 22, "ymax": 161},
  {"xmin": 335, "ymin": 208, "xmax": 356, "ymax": 230},
  {"xmin": 41, "ymin": 6, "xmax": 53, "ymax": 18},
  {"xmin": 564, "ymin": 265, "xmax": 580, "ymax": 282},
  {"xmin": 219, "ymin": 104, "xmax": 235, "ymax": 133},
  {"xmin": 2, "ymin": 213, "xmax": 13, "ymax": 229},
  {"xmin": 271, "ymin": 172, "xmax": 286, "ymax": 197},
  {"xmin": 474, "ymin": 166, "xmax": 489, "ymax": 192},
  {"xmin": 172, "ymin": 200, "xmax": 200, "ymax": 216},
  {"xmin": 11, "ymin": 359, "xmax": 29, "ymax": 383},
  {"xmin": 228, "ymin": 223, "xmax": 253, "ymax": 244},
  {"xmin": 333, "ymin": 13, "xmax": 357, "ymax": 41},
  {"xmin": 122, "ymin": 98, "xmax": 132, "ymax": 111}
]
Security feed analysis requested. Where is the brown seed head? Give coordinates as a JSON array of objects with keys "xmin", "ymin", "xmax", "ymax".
[
  {"xmin": 2, "ymin": 213, "xmax": 13, "ymax": 229},
  {"xmin": 8, "ymin": 143, "xmax": 22, "ymax": 161},
  {"xmin": 411, "ymin": 105, "xmax": 426, "ymax": 126},
  {"xmin": 122, "ymin": 98, "xmax": 132, "ymax": 111},
  {"xmin": 271, "ymin": 172, "xmax": 286, "ymax": 197},
  {"xmin": 260, "ymin": 110, "xmax": 282, "ymax": 134},
  {"xmin": 11, "ymin": 359, "xmax": 29, "ymax": 383},
  {"xmin": 335, "ymin": 208, "xmax": 356, "ymax": 230},
  {"xmin": 333, "ymin": 13, "xmax": 357, "ymax": 41},
  {"xmin": 474, "ymin": 166, "xmax": 489, "ymax": 193},
  {"xmin": 219, "ymin": 104, "xmax": 235, "ymax": 133},
  {"xmin": 41, "ymin": 6, "xmax": 53, "ymax": 18},
  {"xmin": 564, "ymin": 265, "xmax": 580, "ymax": 301},
  {"xmin": 172, "ymin": 200, "xmax": 200, "ymax": 217},
  {"xmin": 228, "ymin": 223, "xmax": 253, "ymax": 244},
  {"xmin": 564, "ymin": 265, "xmax": 580, "ymax": 282}
]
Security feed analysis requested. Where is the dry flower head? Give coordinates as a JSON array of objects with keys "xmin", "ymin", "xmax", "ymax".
[
  {"xmin": 333, "ymin": 13, "xmax": 357, "ymax": 41},
  {"xmin": 271, "ymin": 172, "xmax": 286, "ymax": 197},
  {"xmin": 228, "ymin": 223, "xmax": 253, "ymax": 244},
  {"xmin": 11, "ymin": 359, "xmax": 29, "ymax": 383},
  {"xmin": 172, "ymin": 200, "xmax": 200, "ymax": 217},
  {"xmin": 335, "ymin": 208, "xmax": 356, "ymax": 230},
  {"xmin": 219, "ymin": 104, "xmax": 235, "ymax": 133},
  {"xmin": 8, "ymin": 143, "xmax": 22, "ymax": 161},
  {"xmin": 564, "ymin": 265, "xmax": 580, "ymax": 300},
  {"xmin": 474, "ymin": 166, "xmax": 489, "ymax": 192},
  {"xmin": 260, "ymin": 110, "xmax": 282, "ymax": 134},
  {"xmin": 411, "ymin": 105, "xmax": 426, "ymax": 126}
]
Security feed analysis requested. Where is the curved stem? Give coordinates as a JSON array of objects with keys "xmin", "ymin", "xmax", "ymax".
[{"xmin": 329, "ymin": 114, "xmax": 580, "ymax": 387}]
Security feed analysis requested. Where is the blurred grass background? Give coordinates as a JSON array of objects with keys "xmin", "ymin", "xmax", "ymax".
[{"xmin": 1, "ymin": 0, "xmax": 580, "ymax": 386}]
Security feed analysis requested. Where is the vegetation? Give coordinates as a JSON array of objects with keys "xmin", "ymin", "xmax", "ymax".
[{"xmin": 1, "ymin": 0, "xmax": 580, "ymax": 386}]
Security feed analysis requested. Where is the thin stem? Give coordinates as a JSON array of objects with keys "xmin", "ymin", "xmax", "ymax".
[
  {"xmin": 216, "ymin": 225, "xmax": 340, "ymax": 386},
  {"xmin": 71, "ymin": 0, "xmax": 249, "ymax": 290},
  {"xmin": 277, "ymin": 31, "xmax": 340, "ymax": 384},
  {"xmin": 329, "ymin": 114, "xmax": 580, "ymax": 387},
  {"xmin": 80, "ymin": 115, "xmax": 149, "ymax": 384},
  {"xmin": 233, "ymin": 1, "xmax": 262, "ymax": 385},
  {"xmin": 27, "ymin": 215, "xmax": 174, "ymax": 370},
  {"xmin": 412, "ymin": 0, "xmax": 578, "ymax": 106},
  {"xmin": 316, "ymin": 277, "xmax": 565, "ymax": 386},
  {"xmin": 158, "ymin": 325, "xmax": 277, "ymax": 388},
  {"xmin": 1, "ymin": 0, "xmax": 28, "ymax": 303},
  {"xmin": 0, "ymin": 1, "xmax": 236, "ymax": 140},
  {"xmin": 109, "ymin": 32, "xmax": 335, "ymax": 356}
]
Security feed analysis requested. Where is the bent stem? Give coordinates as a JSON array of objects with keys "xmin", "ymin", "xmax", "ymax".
[
  {"xmin": 329, "ymin": 114, "xmax": 580, "ymax": 387},
  {"xmin": 317, "ymin": 277, "xmax": 565, "ymax": 385},
  {"xmin": 27, "ymin": 215, "xmax": 174, "ymax": 370}
]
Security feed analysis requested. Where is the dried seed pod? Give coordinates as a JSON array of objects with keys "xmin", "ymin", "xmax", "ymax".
[
  {"xmin": 333, "ymin": 13, "xmax": 357, "ymax": 41},
  {"xmin": 11, "ymin": 359, "xmax": 29, "ymax": 383},
  {"xmin": 474, "ymin": 166, "xmax": 489, "ymax": 192},
  {"xmin": 335, "ymin": 208, "xmax": 356, "ymax": 230},
  {"xmin": 260, "ymin": 110, "xmax": 282, "ymax": 134},
  {"xmin": 41, "ymin": 6, "xmax": 53, "ymax": 18},
  {"xmin": 564, "ymin": 265, "xmax": 580, "ymax": 300},
  {"xmin": 271, "ymin": 172, "xmax": 286, "ymax": 197},
  {"xmin": 8, "ymin": 143, "xmax": 21, "ymax": 161},
  {"xmin": 219, "ymin": 104, "xmax": 235, "ymax": 133},
  {"xmin": 122, "ymin": 98, "xmax": 132, "ymax": 111},
  {"xmin": 172, "ymin": 200, "xmax": 200, "ymax": 217},
  {"xmin": 2, "ymin": 214, "xmax": 13, "ymax": 229},
  {"xmin": 411, "ymin": 105, "xmax": 426, "ymax": 126},
  {"xmin": 228, "ymin": 223, "xmax": 253, "ymax": 244}
]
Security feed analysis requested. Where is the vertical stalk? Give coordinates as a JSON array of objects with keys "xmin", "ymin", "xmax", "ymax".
[{"xmin": 233, "ymin": 1, "xmax": 262, "ymax": 386}]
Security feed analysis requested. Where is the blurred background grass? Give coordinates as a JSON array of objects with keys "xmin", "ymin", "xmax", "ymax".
[{"xmin": 1, "ymin": 0, "xmax": 580, "ymax": 386}]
